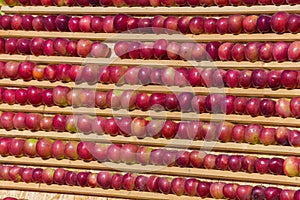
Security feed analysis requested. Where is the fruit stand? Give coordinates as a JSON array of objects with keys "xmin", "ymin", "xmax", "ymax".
[{"xmin": 0, "ymin": 0, "xmax": 299, "ymax": 199}]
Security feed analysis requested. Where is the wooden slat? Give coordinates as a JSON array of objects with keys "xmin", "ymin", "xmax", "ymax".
[
  {"xmin": 0, "ymin": 180, "xmax": 200, "ymax": 200},
  {"xmin": 0, "ymin": 156, "xmax": 299, "ymax": 187},
  {"xmin": 0, "ymin": 30, "xmax": 299, "ymax": 42},
  {"xmin": 0, "ymin": 104, "xmax": 299, "ymax": 127},
  {"xmin": 0, "ymin": 189, "xmax": 124, "ymax": 200},
  {"xmin": 1, "ymin": 129, "xmax": 300, "ymax": 156},
  {"xmin": 0, "ymin": 54, "xmax": 299, "ymax": 70},
  {"xmin": 2, "ymin": 5, "xmax": 300, "ymax": 15},
  {"xmin": 1, "ymin": 78, "xmax": 300, "ymax": 98}
]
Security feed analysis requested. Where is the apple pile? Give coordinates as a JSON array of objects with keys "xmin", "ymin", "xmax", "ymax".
[
  {"xmin": 2, "ymin": 61, "xmax": 300, "ymax": 90},
  {"xmin": 2, "ymin": 164, "xmax": 297, "ymax": 198},
  {"xmin": 1, "ymin": 12, "xmax": 299, "ymax": 34},
  {"xmin": 1, "ymin": 136, "xmax": 300, "ymax": 177},
  {"xmin": 0, "ymin": 37, "xmax": 110, "ymax": 58},
  {"xmin": 4, "ymin": 0, "xmax": 300, "ymax": 7},
  {"xmin": 115, "ymin": 40, "xmax": 300, "ymax": 62},
  {"xmin": 1, "ymin": 111, "xmax": 300, "ymax": 146},
  {"xmin": 2, "ymin": 61, "xmax": 300, "ymax": 91},
  {"xmin": 1, "ymin": 85, "xmax": 300, "ymax": 118}
]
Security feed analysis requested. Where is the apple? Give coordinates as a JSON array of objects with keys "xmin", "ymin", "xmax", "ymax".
[
  {"xmin": 23, "ymin": 138, "xmax": 37, "ymax": 157},
  {"xmin": 255, "ymin": 157, "xmax": 270, "ymax": 174},
  {"xmin": 225, "ymin": 69, "xmax": 240, "ymax": 88},
  {"xmin": 241, "ymin": 156, "xmax": 257, "ymax": 172},
  {"xmin": 257, "ymin": 15, "xmax": 271, "ymax": 33},
  {"xmin": 138, "ymin": 67, "xmax": 152, "ymax": 85},
  {"xmin": 290, "ymin": 97, "xmax": 300, "ymax": 118},
  {"xmin": 136, "ymin": 146, "xmax": 152, "ymax": 165},
  {"xmin": 218, "ymin": 42, "xmax": 234, "ymax": 61},
  {"xmin": 92, "ymin": 143, "xmax": 107, "ymax": 162},
  {"xmin": 206, "ymin": 42, "xmax": 221, "ymax": 61},
  {"xmin": 251, "ymin": 186, "xmax": 266, "ymax": 200},
  {"xmin": 2, "ymin": 89, "xmax": 16, "ymax": 105},
  {"xmin": 231, "ymin": 43, "xmax": 245, "ymax": 62},
  {"xmin": 197, "ymin": 181, "xmax": 211, "ymax": 198},
  {"xmin": 269, "ymin": 157, "xmax": 284, "ymax": 175},
  {"xmin": 280, "ymin": 189, "xmax": 295, "ymax": 200},
  {"xmin": 65, "ymin": 171, "xmax": 77, "ymax": 186},
  {"xmin": 223, "ymin": 183, "xmax": 239, "ymax": 199},
  {"xmin": 167, "ymin": 42, "xmax": 180, "ymax": 60},
  {"xmin": 245, "ymin": 42, "xmax": 261, "ymax": 62},
  {"xmin": 236, "ymin": 185, "xmax": 253, "ymax": 200},
  {"xmin": 9, "ymin": 165, "xmax": 22, "ymax": 182},
  {"xmin": 210, "ymin": 182, "xmax": 225, "ymax": 199},
  {"xmin": 40, "ymin": 116, "xmax": 53, "ymax": 131},
  {"xmin": 189, "ymin": 17, "xmax": 204, "ymax": 34},
  {"xmin": 147, "ymin": 175, "xmax": 159, "ymax": 192},
  {"xmin": 36, "ymin": 138, "xmax": 53, "ymax": 159},
  {"xmin": 64, "ymin": 141, "xmax": 79, "ymax": 160},
  {"xmin": 51, "ymin": 140, "xmax": 65, "ymax": 159},
  {"xmin": 122, "ymin": 173, "xmax": 135, "ymax": 191},
  {"xmin": 259, "ymin": 42, "xmax": 273, "ymax": 62},
  {"xmin": 289, "ymin": 130, "xmax": 300, "ymax": 147},
  {"xmin": 9, "ymin": 138, "xmax": 25, "ymax": 157},
  {"xmin": 265, "ymin": 187, "xmax": 282, "ymax": 200},
  {"xmin": 21, "ymin": 167, "xmax": 33, "ymax": 183},
  {"xmin": 216, "ymin": 122, "xmax": 234, "ymax": 142},
  {"xmin": 17, "ymin": 38, "xmax": 31, "ymax": 55},
  {"xmin": 77, "ymin": 141, "xmax": 94, "ymax": 161},
  {"xmin": 260, "ymin": 99, "xmax": 276, "ymax": 117},
  {"xmin": 107, "ymin": 144, "xmax": 122, "ymax": 162},
  {"xmin": 271, "ymin": 12, "xmax": 289, "ymax": 33},
  {"xmin": 21, "ymin": 14, "xmax": 34, "ymax": 30},
  {"xmin": 228, "ymin": 15, "xmax": 244, "ymax": 34},
  {"xmin": 111, "ymin": 173, "xmax": 122, "ymax": 190},
  {"xmin": 176, "ymin": 151, "xmax": 190, "ymax": 167},
  {"xmin": 171, "ymin": 177, "xmax": 186, "ymax": 196},
  {"xmin": 273, "ymin": 42, "xmax": 289, "ymax": 62},
  {"xmin": 135, "ymin": 175, "xmax": 148, "ymax": 191},
  {"xmin": 243, "ymin": 15, "xmax": 258, "ymax": 33},
  {"xmin": 1, "ymin": 112, "xmax": 16, "ymax": 130},
  {"xmin": 32, "ymin": 168, "xmax": 43, "ymax": 183},
  {"xmin": 158, "ymin": 177, "xmax": 171, "ymax": 194},
  {"xmin": 203, "ymin": 154, "xmax": 217, "ymax": 169},
  {"xmin": 204, "ymin": 18, "xmax": 217, "ymax": 34},
  {"xmin": 5, "ymin": 38, "xmax": 18, "ymax": 55},
  {"xmin": 275, "ymin": 126, "xmax": 290, "ymax": 146},
  {"xmin": 0, "ymin": 138, "xmax": 12, "ymax": 156},
  {"xmin": 121, "ymin": 144, "xmax": 139, "ymax": 164},
  {"xmin": 287, "ymin": 14, "xmax": 300, "ymax": 33},
  {"xmin": 150, "ymin": 148, "xmax": 165, "ymax": 165},
  {"xmin": 288, "ymin": 41, "xmax": 300, "ymax": 62}
]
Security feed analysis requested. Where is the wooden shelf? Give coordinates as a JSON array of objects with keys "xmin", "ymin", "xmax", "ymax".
[
  {"xmin": 2, "ymin": 5, "xmax": 300, "ymax": 15},
  {"xmin": 0, "ymin": 30, "xmax": 299, "ymax": 42},
  {"xmin": 0, "ymin": 54, "xmax": 299, "ymax": 70},
  {"xmin": 0, "ymin": 180, "xmax": 202, "ymax": 200},
  {"xmin": 1, "ymin": 129, "xmax": 300, "ymax": 156},
  {"xmin": 1, "ymin": 78, "xmax": 300, "ymax": 98},
  {"xmin": 0, "ymin": 189, "xmax": 124, "ymax": 200},
  {"xmin": 0, "ymin": 156, "xmax": 300, "ymax": 187}
]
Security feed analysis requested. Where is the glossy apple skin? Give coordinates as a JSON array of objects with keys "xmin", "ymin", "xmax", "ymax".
[
  {"xmin": 283, "ymin": 156, "xmax": 299, "ymax": 177},
  {"xmin": 236, "ymin": 185, "xmax": 253, "ymax": 200},
  {"xmin": 228, "ymin": 15, "xmax": 244, "ymax": 34},
  {"xmin": 271, "ymin": 12, "xmax": 289, "ymax": 34},
  {"xmin": 255, "ymin": 157, "xmax": 270, "ymax": 174}
]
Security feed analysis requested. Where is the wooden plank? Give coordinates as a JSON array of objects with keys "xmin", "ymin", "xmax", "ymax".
[
  {"xmin": 0, "ymin": 180, "xmax": 181, "ymax": 200},
  {"xmin": 2, "ymin": 5, "xmax": 300, "ymax": 15},
  {"xmin": 1, "ymin": 129, "xmax": 300, "ymax": 156},
  {"xmin": 0, "ymin": 189, "xmax": 124, "ymax": 200},
  {"xmin": 0, "ymin": 156, "xmax": 299, "ymax": 186},
  {"xmin": 0, "ymin": 54, "xmax": 299, "ymax": 70},
  {"xmin": 0, "ymin": 30, "xmax": 299, "ymax": 42},
  {"xmin": 0, "ymin": 78, "xmax": 300, "ymax": 98}
]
